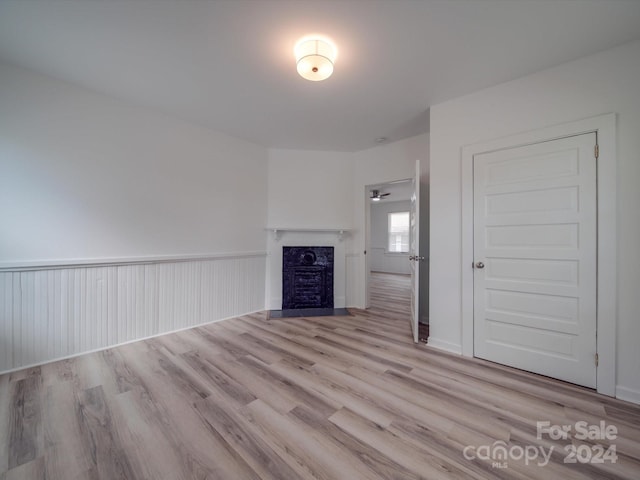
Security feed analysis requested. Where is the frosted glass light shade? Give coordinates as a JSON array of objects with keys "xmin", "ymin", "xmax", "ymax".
[{"xmin": 295, "ymin": 38, "xmax": 336, "ymax": 81}]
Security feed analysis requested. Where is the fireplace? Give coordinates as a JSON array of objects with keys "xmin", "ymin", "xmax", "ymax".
[{"xmin": 282, "ymin": 246, "xmax": 334, "ymax": 309}]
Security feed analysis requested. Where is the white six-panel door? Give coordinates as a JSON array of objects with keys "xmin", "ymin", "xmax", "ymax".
[{"xmin": 473, "ymin": 133, "xmax": 597, "ymax": 388}]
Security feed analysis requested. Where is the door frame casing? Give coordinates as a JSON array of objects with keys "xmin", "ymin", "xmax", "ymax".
[
  {"xmin": 410, "ymin": 160, "xmax": 421, "ymax": 343},
  {"xmin": 461, "ymin": 113, "xmax": 616, "ymax": 397}
]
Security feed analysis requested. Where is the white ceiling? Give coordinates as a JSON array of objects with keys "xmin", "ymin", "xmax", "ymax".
[{"xmin": 1, "ymin": 0, "xmax": 639, "ymax": 152}]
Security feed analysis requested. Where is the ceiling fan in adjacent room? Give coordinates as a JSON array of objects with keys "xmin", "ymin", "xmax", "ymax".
[{"xmin": 370, "ymin": 189, "xmax": 390, "ymax": 202}]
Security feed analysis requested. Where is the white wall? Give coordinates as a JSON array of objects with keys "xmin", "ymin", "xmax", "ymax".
[
  {"xmin": 370, "ymin": 200, "xmax": 411, "ymax": 275},
  {"xmin": 266, "ymin": 149, "xmax": 353, "ymax": 229},
  {"xmin": 351, "ymin": 133, "xmax": 429, "ymax": 316},
  {"xmin": 0, "ymin": 61, "xmax": 431, "ymax": 370},
  {"xmin": 265, "ymin": 138, "xmax": 429, "ymax": 312},
  {"xmin": 265, "ymin": 149, "xmax": 354, "ymax": 309},
  {"xmin": 429, "ymin": 39, "xmax": 640, "ymax": 403},
  {"xmin": 0, "ymin": 62, "xmax": 268, "ymax": 265},
  {"xmin": 0, "ymin": 63, "xmax": 269, "ymax": 372}
]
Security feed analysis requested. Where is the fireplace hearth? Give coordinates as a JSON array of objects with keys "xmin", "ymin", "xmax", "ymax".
[{"xmin": 282, "ymin": 246, "xmax": 334, "ymax": 310}]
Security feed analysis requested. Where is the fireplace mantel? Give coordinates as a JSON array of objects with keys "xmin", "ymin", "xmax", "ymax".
[{"xmin": 265, "ymin": 227, "xmax": 351, "ymax": 241}]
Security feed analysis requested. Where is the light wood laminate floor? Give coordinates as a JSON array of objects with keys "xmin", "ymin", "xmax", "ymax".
[
  {"xmin": 369, "ymin": 271, "xmax": 412, "ymax": 316},
  {"xmin": 1, "ymin": 274, "xmax": 639, "ymax": 479},
  {"xmin": 369, "ymin": 272, "xmax": 429, "ymax": 342}
]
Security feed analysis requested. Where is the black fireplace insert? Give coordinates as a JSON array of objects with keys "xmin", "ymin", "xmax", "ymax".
[{"xmin": 282, "ymin": 246, "xmax": 334, "ymax": 310}]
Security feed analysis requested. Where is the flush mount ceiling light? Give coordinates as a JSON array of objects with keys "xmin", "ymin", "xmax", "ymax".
[{"xmin": 294, "ymin": 37, "xmax": 337, "ymax": 81}]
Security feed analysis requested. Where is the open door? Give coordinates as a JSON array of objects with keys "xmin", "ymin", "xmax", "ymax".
[
  {"xmin": 409, "ymin": 160, "xmax": 421, "ymax": 343},
  {"xmin": 364, "ymin": 188, "xmax": 371, "ymax": 309}
]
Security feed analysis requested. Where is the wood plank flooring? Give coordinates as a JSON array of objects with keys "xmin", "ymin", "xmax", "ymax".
[
  {"xmin": 369, "ymin": 272, "xmax": 429, "ymax": 342},
  {"xmin": 369, "ymin": 271, "xmax": 412, "ymax": 317},
  {"xmin": 1, "ymin": 274, "xmax": 639, "ymax": 479}
]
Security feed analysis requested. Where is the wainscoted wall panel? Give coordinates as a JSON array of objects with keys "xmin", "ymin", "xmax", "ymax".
[
  {"xmin": 370, "ymin": 248, "xmax": 411, "ymax": 275},
  {"xmin": 0, "ymin": 254, "xmax": 266, "ymax": 373}
]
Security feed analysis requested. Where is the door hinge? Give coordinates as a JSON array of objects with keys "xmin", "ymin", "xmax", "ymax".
[
  {"xmin": 595, "ymin": 353, "xmax": 599, "ymax": 367},
  {"xmin": 594, "ymin": 144, "xmax": 599, "ymax": 159}
]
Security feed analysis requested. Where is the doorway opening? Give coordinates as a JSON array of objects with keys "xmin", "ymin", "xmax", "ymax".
[{"xmin": 364, "ymin": 178, "xmax": 428, "ymax": 342}]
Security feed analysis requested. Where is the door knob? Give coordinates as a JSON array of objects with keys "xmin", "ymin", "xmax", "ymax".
[{"xmin": 475, "ymin": 262, "xmax": 485, "ymax": 269}]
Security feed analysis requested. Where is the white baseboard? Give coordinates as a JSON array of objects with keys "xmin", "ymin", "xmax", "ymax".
[
  {"xmin": 426, "ymin": 337, "xmax": 462, "ymax": 355},
  {"xmin": 615, "ymin": 385, "xmax": 640, "ymax": 405}
]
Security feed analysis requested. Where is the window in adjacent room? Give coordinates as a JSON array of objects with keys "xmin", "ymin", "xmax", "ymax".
[{"xmin": 388, "ymin": 211, "xmax": 410, "ymax": 253}]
